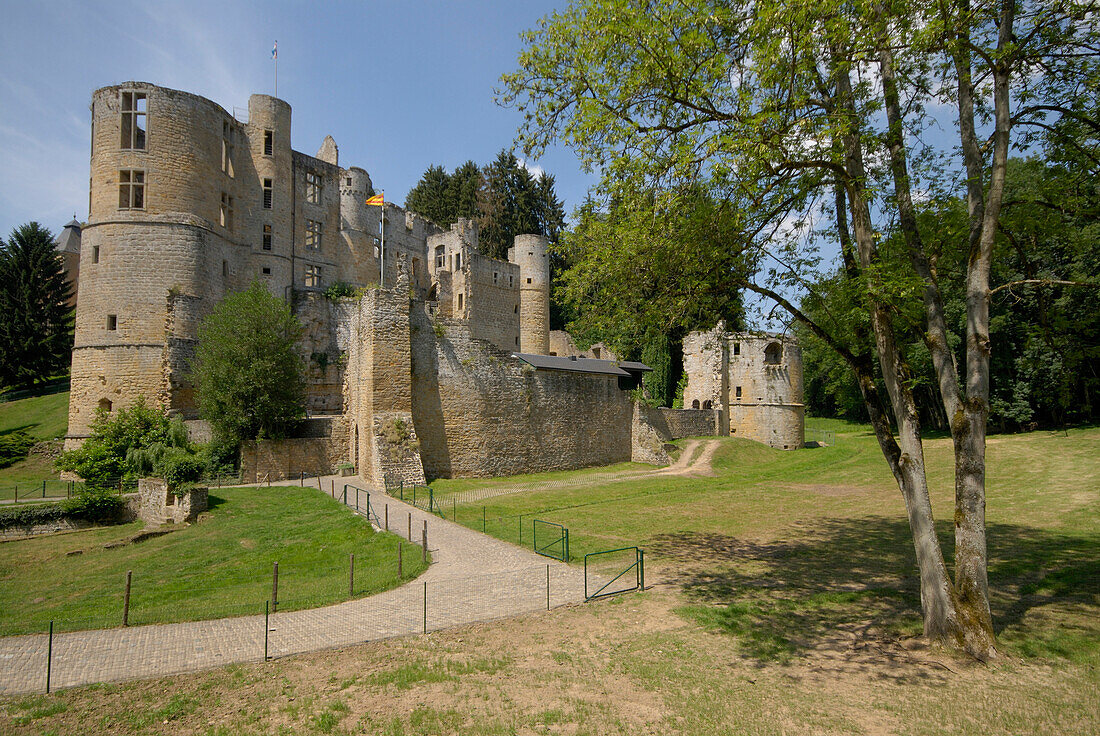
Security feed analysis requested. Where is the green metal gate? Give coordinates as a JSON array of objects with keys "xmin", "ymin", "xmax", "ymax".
[
  {"xmin": 584, "ymin": 547, "xmax": 644, "ymax": 600},
  {"xmin": 532, "ymin": 519, "xmax": 569, "ymax": 562}
]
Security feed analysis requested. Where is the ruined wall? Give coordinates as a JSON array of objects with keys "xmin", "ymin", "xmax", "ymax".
[
  {"xmin": 295, "ymin": 293, "xmax": 356, "ymax": 413},
  {"xmin": 632, "ymin": 403, "xmax": 673, "ymax": 466},
  {"xmin": 410, "ymin": 305, "xmax": 632, "ymax": 479},
  {"xmin": 239, "ymin": 439, "xmax": 336, "ymax": 483},
  {"xmin": 659, "ymin": 408, "xmax": 721, "ymax": 438},
  {"xmin": 682, "ymin": 328, "xmax": 804, "ymax": 450},
  {"xmin": 548, "ymin": 331, "xmax": 618, "ymax": 361}
]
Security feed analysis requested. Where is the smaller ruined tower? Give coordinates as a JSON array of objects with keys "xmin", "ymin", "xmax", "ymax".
[{"xmin": 510, "ymin": 234, "xmax": 550, "ymax": 355}]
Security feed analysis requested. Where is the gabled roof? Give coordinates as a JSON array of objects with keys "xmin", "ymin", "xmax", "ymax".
[{"xmin": 512, "ymin": 353, "xmax": 652, "ymax": 377}]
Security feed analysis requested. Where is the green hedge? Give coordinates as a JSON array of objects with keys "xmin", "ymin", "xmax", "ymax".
[
  {"xmin": 0, "ymin": 488, "xmax": 126, "ymax": 530},
  {"xmin": 0, "ymin": 503, "xmax": 67, "ymax": 529}
]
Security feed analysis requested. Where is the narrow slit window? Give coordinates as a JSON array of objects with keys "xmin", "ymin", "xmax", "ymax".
[
  {"xmin": 733, "ymin": 342, "xmax": 740, "ymax": 356},
  {"xmin": 262, "ymin": 224, "xmax": 272, "ymax": 251},
  {"xmin": 493, "ymin": 271, "xmax": 498, "ymax": 285},
  {"xmin": 118, "ymin": 169, "xmax": 145, "ymax": 209},
  {"xmin": 120, "ymin": 91, "xmax": 147, "ymax": 150},
  {"xmin": 305, "ymin": 219, "xmax": 322, "ymax": 250},
  {"xmin": 222, "ymin": 121, "xmax": 235, "ymax": 177},
  {"xmin": 92, "ymin": 245, "xmax": 100, "ymax": 264},
  {"xmin": 263, "ymin": 129, "xmax": 274, "ymax": 156},
  {"xmin": 106, "ymin": 314, "xmax": 117, "ymax": 331},
  {"xmin": 735, "ymin": 386, "xmax": 742, "ymax": 400},
  {"xmin": 305, "ymin": 172, "xmax": 321, "ymax": 204},
  {"xmin": 220, "ymin": 192, "xmax": 234, "ymax": 231},
  {"xmin": 457, "ymin": 293, "xmax": 463, "ymax": 310},
  {"xmin": 222, "ymin": 260, "xmax": 228, "ymax": 277},
  {"xmin": 262, "ymin": 178, "xmax": 273, "ymax": 209}
]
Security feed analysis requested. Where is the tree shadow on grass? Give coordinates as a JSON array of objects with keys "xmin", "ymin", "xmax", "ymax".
[
  {"xmin": 649, "ymin": 518, "xmax": 1100, "ymax": 671},
  {"xmin": 205, "ymin": 494, "xmax": 227, "ymax": 511}
]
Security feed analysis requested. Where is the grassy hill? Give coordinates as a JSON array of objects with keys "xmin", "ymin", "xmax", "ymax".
[{"xmin": 0, "ymin": 391, "xmax": 69, "ymax": 486}]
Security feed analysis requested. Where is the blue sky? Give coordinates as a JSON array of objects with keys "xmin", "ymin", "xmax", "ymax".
[{"xmin": 0, "ymin": 0, "xmax": 593, "ymax": 235}]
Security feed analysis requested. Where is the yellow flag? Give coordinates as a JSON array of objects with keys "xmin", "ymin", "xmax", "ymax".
[{"xmin": 365, "ymin": 193, "xmax": 384, "ymax": 206}]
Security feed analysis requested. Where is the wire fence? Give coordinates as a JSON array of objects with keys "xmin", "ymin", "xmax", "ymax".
[
  {"xmin": 806, "ymin": 428, "xmax": 837, "ymax": 446},
  {"xmin": 1, "ymin": 562, "xmax": 588, "ymax": 695}
]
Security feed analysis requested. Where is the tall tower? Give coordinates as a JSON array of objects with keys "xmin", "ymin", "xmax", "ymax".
[{"xmin": 510, "ymin": 234, "xmax": 550, "ymax": 355}]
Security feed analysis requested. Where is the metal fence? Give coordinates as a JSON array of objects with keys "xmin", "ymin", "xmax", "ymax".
[
  {"xmin": 2, "ymin": 562, "xmax": 585, "ymax": 695},
  {"xmin": 806, "ymin": 428, "xmax": 837, "ymax": 446}
]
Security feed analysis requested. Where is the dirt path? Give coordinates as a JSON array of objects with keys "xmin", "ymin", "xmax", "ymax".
[{"xmin": 0, "ymin": 481, "xmax": 586, "ymax": 695}]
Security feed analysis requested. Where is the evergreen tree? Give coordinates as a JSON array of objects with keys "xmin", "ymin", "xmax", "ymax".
[
  {"xmin": 404, "ymin": 165, "xmax": 452, "ymax": 227},
  {"xmin": 0, "ymin": 222, "xmax": 73, "ymax": 389}
]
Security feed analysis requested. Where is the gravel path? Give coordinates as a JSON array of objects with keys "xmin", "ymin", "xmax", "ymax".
[{"xmin": 0, "ymin": 481, "xmax": 586, "ymax": 695}]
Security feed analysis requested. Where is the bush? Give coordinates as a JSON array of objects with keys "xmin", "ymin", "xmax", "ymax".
[
  {"xmin": 0, "ymin": 430, "xmax": 35, "ymax": 469},
  {"xmin": 62, "ymin": 486, "xmax": 123, "ymax": 522},
  {"xmin": 0, "ymin": 502, "xmax": 67, "ymax": 529},
  {"xmin": 323, "ymin": 281, "xmax": 359, "ymax": 300},
  {"xmin": 56, "ymin": 396, "xmax": 175, "ymax": 485},
  {"xmin": 56, "ymin": 441, "xmax": 123, "ymax": 488},
  {"xmin": 159, "ymin": 451, "xmax": 203, "ymax": 490}
]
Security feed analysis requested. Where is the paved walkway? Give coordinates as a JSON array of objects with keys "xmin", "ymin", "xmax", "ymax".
[{"xmin": 0, "ymin": 479, "xmax": 587, "ymax": 694}]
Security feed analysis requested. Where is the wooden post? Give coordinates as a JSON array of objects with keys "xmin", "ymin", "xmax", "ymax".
[
  {"xmin": 422, "ymin": 524, "xmax": 428, "ymax": 563},
  {"xmin": 349, "ymin": 553, "xmax": 354, "ymax": 596},
  {"xmin": 123, "ymin": 570, "xmax": 132, "ymax": 626},
  {"xmin": 317, "ymin": 476, "xmax": 323, "ymax": 493},
  {"xmin": 397, "ymin": 542, "xmax": 403, "ymax": 579},
  {"xmin": 385, "ymin": 504, "xmax": 389, "ymax": 531},
  {"xmin": 272, "ymin": 561, "xmax": 279, "ymax": 613},
  {"xmin": 408, "ymin": 512, "xmax": 412, "ymax": 542}
]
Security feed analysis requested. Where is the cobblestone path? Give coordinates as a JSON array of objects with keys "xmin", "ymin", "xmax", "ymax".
[{"xmin": 0, "ymin": 482, "xmax": 587, "ymax": 695}]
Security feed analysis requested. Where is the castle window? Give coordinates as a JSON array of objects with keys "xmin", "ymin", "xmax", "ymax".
[
  {"xmin": 106, "ymin": 314, "xmax": 117, "ymax": 331},
  {"xmin": 118, "ymin": 169, "xmax": 145, "ymax": 209},
  {"xmin": 222, "ymin": 121, "xmax": 235, "ymax": 177},
  {"xmin": 493, "ymin": 271, "xmax": 498, "ymax": 285},
  {"xmin": 305, "ymin": 219, "xmax": 322, "ymax": 250},
  {"xmin": 98, "ymin": 398, "xmax": 112, "ymax": 413},
  {"xmin": 509, "ymin": 274, "xmax": 513, "ymax": 288},
  {"xmin": 346, "ymin": 177, "xmax": 352, "ymax": 186},
  {"xmin": 262, "ymin": 267, "xmax": 271, "ymax": 275},
  {"xmin": 457, "ymin": 293, "xmax": 463, "ymax": 310},
  {"xmin": 435, "ymin": 245, "xmax": 445, "ymax": 269},
  {"xmin": 526, "ymin": 277, "xmax": 532, "ymax": 284},
  {"xmin": 764, "ymin": 342, "xmax": 782, "ymax": 365},
  {"xmin": 120, "ymin": 91, "xmax": 146, "ymax": 150},
  {"xmin": 262, "ymin": 224, "xmax": 272, "ymax": 251},
  {"xmin": 92, "ymin": 245, "xmax": 100, "ymax": 264},
  {"xmin": 454, "ymin": 253, "xmax": 461, "ymax": 271},
  {"xmin": 514, "ymin": 305, "xmax": 518, "ymax": 314},
  {"xmin": 736, "ymin": 386, "xmax": 742, "ymax": 399},
  {"xmin": 305, "ymin": 264, "xmax": 321, "ymax": 288},
  {"xmin": 692, "ymin": 399, "xmax": 700, "ymax": 409},
  {"xmin": 593, "ymin": 347, "xmax": 601, "ymax": 359},
  {"xmin": 703, "ymin": 400, "xmax": 712, "ymax": 409},
  {"xmin": 263, "ymin": 130, "xmax": 274, "ymax": 156},
  {"xmin": 262, "ymin": 178, "xmax": 273, "ymax": 209},
  {"xmin": 220, "ymin": 192, "xmax": 234, "ymax": 231},
  {"xmin": 305, "ymin": 172, "xmax": 321, "ymax": 204},
  {"xmin": 222, "ymin": 260, "xmax": 228, "ymax": 277},
  {"xmin": 733, "ymin": 342, "xmax": 740, "ymax": 356}
]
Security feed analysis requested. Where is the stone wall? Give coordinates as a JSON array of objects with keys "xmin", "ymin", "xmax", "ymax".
[
  {"xmin": 137, "ymin": 477, "xmax": 208, "ymax": 525},
  {"xmin": 239, "ymin": 438, "xmax": 337, "ymax": 483},
  {"xmin": 631, "ymin": 403, "xmax": 673, "ymax": 466},
  {"xmin": 410, "ymin": 304, "xmax": 632, "ymax": 479},
  {"xmin": 659, "ymin": 408, "xmax": 721, "ymax": 438}
]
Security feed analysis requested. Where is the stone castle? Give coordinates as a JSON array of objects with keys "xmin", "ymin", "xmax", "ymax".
[{"xmin": 67, "ymin": 81, "xmax": 803, "ymax": 485}]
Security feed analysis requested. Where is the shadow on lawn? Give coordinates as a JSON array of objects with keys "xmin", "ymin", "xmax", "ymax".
[{"xmin": 650, "ymin": 517, "xmax": 1100, "ymax": 666}]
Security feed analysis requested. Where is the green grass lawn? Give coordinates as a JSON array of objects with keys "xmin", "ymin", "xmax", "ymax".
[
  {"xmin": 0, "ymin": 391, "xmax": 70, "ymax": 493},
  {"xmin": 443, "ymin": 419, "xmax": 1100, "ymax": 664},
  {"xmin": 0, "ymin": 485, "xmax": 428, "ymax": 635}
]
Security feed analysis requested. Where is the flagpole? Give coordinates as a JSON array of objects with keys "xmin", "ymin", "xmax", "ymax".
[
  {"xmin": 380, "ymin": 201, "xmax": 385, "ymax": 288},
  {"xmin": 273, "ymin": 41, "xmax": 278, "ymax": 97}
]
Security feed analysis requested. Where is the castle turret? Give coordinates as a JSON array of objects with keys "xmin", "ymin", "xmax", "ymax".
[
  {"xmin": 339, "ymin": 166, "xmax": 374, "ymax": 234},
  {"xmin": 509, "ymin": 234, "xmax": 551, "ymax": 355}
]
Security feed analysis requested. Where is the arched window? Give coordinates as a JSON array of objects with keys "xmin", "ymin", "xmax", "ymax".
[
  {"xmin": 692, "ymin": 399, "xmax": 700, "ymax": 409},
  {"xmin": 764, "ymin": 342, "xmax": 783, "ymax": 365},
  {"xmin": 703, "ymin": 400, "xmax": 712, "ymax": 410},
  {"xmin": 98, "ymin": 398, "xmax": 112, "ymax": 413}
]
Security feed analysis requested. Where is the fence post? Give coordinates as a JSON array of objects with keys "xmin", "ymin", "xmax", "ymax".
[
  {"xmin": 272, "ymin": 562, "xmax": 279, "ymax": 613},
  {"xmin": 408, "ymin": 512, "xmax": 412, "ymax": 542},
  {"xmin": 264, "ymin": 601, "xmax": 270, "ymax": 661},
  {"xmin": 317, "ymin": 476, "xmax": 323, "ymax": 493},
  {"xmin": 422, "ymin": 523, "xmax": 427, "ymax": 563},
  {"xmin": 452, "ymin": 497, "xmax": 456, "ymax": 521},
  {"xmin": 546, "ymin": 564, "xmax": 551, "ymax": 610},
  {"xmin": 14, "ymin": 484, "xmax": 17, "ymax": 504},
  {"xmin": 398, "ymin": 542, "xmax": 403, "ymax": 579},
  {"xmin": 300, "ymin": 472, "xmax": 303, "ymax": 487},
  {"xmin": 423, "ymin": 581, "xmax": 427, "ymax": 635},
  {"xmin": 45, "ymin": 621, "xmax": 53, "ymax": 694},
  {"xmin": 42, "ymin": 480, "xmax": 46, "ymax": 498},
  {"xmin": 349, "ymin": 553, "xmax": 354, "ymax": 596},
  {"xmin": 123, "ymin": 570, "xmax": 132, "ymax": 626},
  {"xmin": 565, "ymin": 529, "xmax": 570, "ymax": 563},
  {"xmin": 482, "ymin": 506, "xmax": 486, "ymax": 533},
  {"xmin": 638, "ymin": 549, "xmax": 645, "ymax": 591},
  {"xmin": 385, "ymin": 504, "xmax": 389, "ymax": 531}
]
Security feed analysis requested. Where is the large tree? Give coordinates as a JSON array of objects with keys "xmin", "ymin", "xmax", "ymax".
[
  {"xmin": 190, "ymin": 282, "xmax": 306, "ymax": 445},
  {"xmin": 0, "ymin": 222, "xmax": 73, "ymax": 389},
  {"xmin": 502, "ymin": 0, "xmax": 1099, "ymax": 656}
]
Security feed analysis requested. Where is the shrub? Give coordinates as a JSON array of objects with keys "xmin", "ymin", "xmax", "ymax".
[
  {"xmin": 159, "ymin": 451, "xmax": 204, "ymax": 490},
  {"xmin": 323, "ymin": 281, "xmax": 359, "ymax": 300},
  {"xmin": 62, "ymin": 486, "xmax": 123, "ymax": 522},
  {"xmin": 0, "ymin": 430, "xmax": 35, "ymax": 469},
  {"xmin": 56, "ymin": 396, "xmax": 174, "ymax": 485},
  {"xmin": 0, "ymin": 502, "xmax": 67, "ymax": 529}
]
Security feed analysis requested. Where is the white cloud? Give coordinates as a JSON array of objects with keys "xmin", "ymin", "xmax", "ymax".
[{"xmin": 517, "ymin": 157, "xmax": 545, "ymax": 179}]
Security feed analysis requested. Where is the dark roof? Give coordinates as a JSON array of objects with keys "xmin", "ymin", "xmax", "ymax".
[
  {"xmin": 54, "ymin": 219, "xmax": 81, "ymax": 255},
  {"xmin": 513, "ymin": 353, "xmax": 652, "ymax": 377}
]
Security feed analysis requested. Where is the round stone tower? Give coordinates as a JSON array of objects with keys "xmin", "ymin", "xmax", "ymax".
[
  {"xmin": 512, "ymin": 234, "xmax": 550, "ymax": 355},
  {"xmin": 339, "ymin": 166, "xmax": 374, "ymax": 233}
]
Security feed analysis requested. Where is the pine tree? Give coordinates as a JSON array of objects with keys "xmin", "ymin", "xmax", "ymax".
[{"xmin": 0, "ymin": 222, "xmax": 74, "ymax": 389}]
